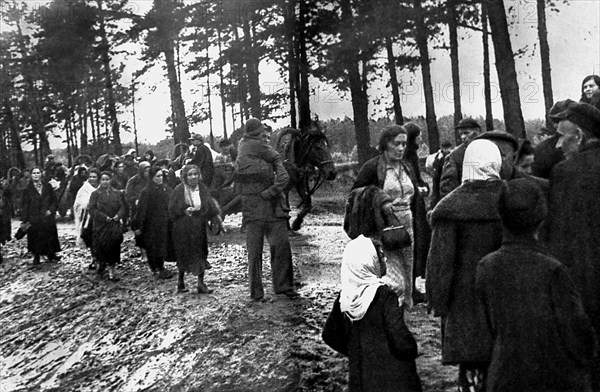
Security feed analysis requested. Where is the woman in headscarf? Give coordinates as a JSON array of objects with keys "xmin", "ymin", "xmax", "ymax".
[
  {"xmin": 352, "ymin": 125, "xmax": 429, "ymax": 307},
  {"xmin": 322, "ymin": 234, "xmax": 422, "ymax": 392},
  {"xmin": 20, "ymin": 167, "xmax": 61, "ymax": 265},
  {"xmin": 73, "ymin": 168, "xmax": 99, "ymax": 269},
  {"xmin": 88, "ymin": 171, "xmax": 127, "ymax": 281},
  {"xmin": 169, "ymin": 164, "xmax": 221, "ymax": 294},
  {"xmin": 133, "ymin": 166, "xmax": 174, "ymax": 279},
  {"xmin": 426, "ymin": 139, "xmax": 505, "ymax": 392}
]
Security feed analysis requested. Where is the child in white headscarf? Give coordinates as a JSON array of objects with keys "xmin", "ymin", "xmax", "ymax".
[{"xmin": 322, "ymin": 234, "xmax": 422, "ymax": 392}]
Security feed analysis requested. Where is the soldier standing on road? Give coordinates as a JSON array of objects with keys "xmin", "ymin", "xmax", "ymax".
[{"xmin": 235, "ymin": 118, "xmax": 299, "ymax": 302}]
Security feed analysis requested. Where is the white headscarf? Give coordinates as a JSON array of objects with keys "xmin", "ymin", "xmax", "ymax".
[
  {"xmin": 461, "ymin": 139, "xmax": 502, "ymax": 183},
  {"xmin": 339, "ymin": 235, "xmax": 385, "ymax": 322}
]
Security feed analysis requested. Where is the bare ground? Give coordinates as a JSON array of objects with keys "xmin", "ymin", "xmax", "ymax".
[{"xmin": 0, "ymin": 209, "xmax": 456, "ymax": 392}]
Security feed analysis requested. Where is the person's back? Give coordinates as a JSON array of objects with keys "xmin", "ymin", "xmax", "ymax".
[
  {"xmin": 477, "ymin": 178, "xmax": 596, "ymax": 392},
  {"xmin": 532, "ymin": 133, "xmax": 564, "ymax": 179}
]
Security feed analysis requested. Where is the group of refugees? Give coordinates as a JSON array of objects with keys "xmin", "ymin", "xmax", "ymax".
[
  {"xmin": 0, "ymin": 118, "xmax": 300, "ymax": 300},
  {"xmin": 323, "ymin": 74, "xmax": 600, "ymax": 392}
]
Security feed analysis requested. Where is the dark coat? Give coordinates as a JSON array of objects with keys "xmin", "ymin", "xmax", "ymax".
[
  {"xmin": 532, "ymin": 133, "xmax": 564, "ymax": 179},
  {"xmin": 21, "ymin": 181, "xmax": 60, "ymax": 255},
  {"xmin": 546, "ymin": 141, "xmax": 600, "ymax": 348},
  {"xmin": 134, "ymin": 183, "xmax": 172, "ymax": 259},
  {"xmin": 322, "ymin": 286, "xmax": 422, "ymax": 392},
  {"xmin": 352, "ymin": 155, "xmax": 431, "ymax": 278},
  {"xmin": 0, "ymin": 186, "xmax": 11, "ymax": 244},
  {"xmin": 427, "ymin": 180, "xmax": 504, "ymax": 364},
  {"xmin": 168, "ymin": 182, "xmax": 220, "ymax": 275},
  {"xmin": 125, "ymin": 173, "xmax": 148, "ymax": 211},
  {"xmin": 476, "ymin": 239, "xmax": 597, "ymax": 392},
  {"xmin": 88, "ymin": 188, "xmax": 126, "ymax": 265},
  {"xmin": 189, "ymin": 144, "xmax": 215, "ymax": 187},
  {"xmin": 439, "ymin": 142, "xmax": 468, "ymax": 199},
  {"xmin": 110, "ymin": 172, "xmax": 129, "ymax": 191},
  {"xmin": 430, "ymin": 150, "xmax": 449, "ymax": 209}
]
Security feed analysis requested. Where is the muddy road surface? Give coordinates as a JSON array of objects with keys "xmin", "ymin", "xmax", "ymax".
[{"xmin": 0, "ymin": 212, "xmax": 455, "ymax": 391}]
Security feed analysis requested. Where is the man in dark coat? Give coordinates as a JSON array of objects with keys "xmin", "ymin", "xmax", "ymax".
[
  {"xmin": 545, "ymin": 99, "xmax": 600, "ymax": 391},
  {"xmin": 188, "ymin": 134, "xmax": 214, "ymax": 187},
  {"xmin": 477, "ymin": 178, "xmax": 597, "ymax": 392},
  {"xmin": 438, "ymin": 118, "xmax": 481, "ymax": 199},
  {"xmin": 428, "ymin": 141, "xmax": 453, "ymax": 209},
  {"xmin": 235, "ymin": 118, "xmax": 298, "ymax": 302}
]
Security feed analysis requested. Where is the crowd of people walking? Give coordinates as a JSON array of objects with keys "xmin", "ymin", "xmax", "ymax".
[{"xmin": 1, "ymin": 74, "xmax": 600, "ymax": 391}]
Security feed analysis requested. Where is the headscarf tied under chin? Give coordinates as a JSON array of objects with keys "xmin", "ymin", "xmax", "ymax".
[
  {"xmin": 461, "ymin": 139, "xmax": 502, "ymax": 183},
  {"xmin": 339, "ymin": 235, "xmax": 385, "ymax": 322}
]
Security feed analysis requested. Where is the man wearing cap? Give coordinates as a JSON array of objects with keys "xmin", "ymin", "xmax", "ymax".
[
  {"xmin": 439, "ymin": 118, "xmax": 481, "ymax": 199},
  {"xmin": 235, "ymin": 117, "xmax": 299, "ymax": 302},
  {"xmin": 185, "ymin": 134, "xmax": 214, "ymax": 187},
  {"xmin": 477, "ymin": 179, "xmax": 596, "ymax": 392},
  {"xmin": 544, "ymin": 99, "xmax": 600, "ymax": 390}
]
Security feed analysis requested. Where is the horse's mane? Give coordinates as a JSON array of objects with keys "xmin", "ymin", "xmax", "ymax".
[{"xmin": 273, "ymin": 127, "xmax": 301, "ymax": 152}]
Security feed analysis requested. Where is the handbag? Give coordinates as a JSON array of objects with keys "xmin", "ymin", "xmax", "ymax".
[
  {"xmin": 381, "ymin": 214, "xmax": 411, "ymax": 251},
  {"xmin": 322, "ymin": 293, "xmax": 350, "ymax": 356},
  {"xmin": 15, "ymin": 222, "xmax": 31, "ymax": 240}
]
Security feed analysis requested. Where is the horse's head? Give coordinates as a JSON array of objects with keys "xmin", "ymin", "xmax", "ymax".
[{"xmin": 299, "ymin": 131, "xmax": 337, "ymax": 181}]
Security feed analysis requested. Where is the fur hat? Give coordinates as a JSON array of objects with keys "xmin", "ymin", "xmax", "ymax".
[
  {"xmin": 499, "ymin": 179, "xmax": 547, "ymax": 231},
  {"xmin": 549, "ymin": 99, "xmax": 600, "ymax": 137},
  {"xmin": 244, "ymin": 118, "xmax": 265, "ymax": 137},
  {"xmin": 455, "ymin": 118, "xmax": 481, "ymax": 130}
]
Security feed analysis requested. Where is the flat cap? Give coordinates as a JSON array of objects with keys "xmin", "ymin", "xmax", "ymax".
[
  {"xmin": 549, "ymin": 100, "xmax": 600, "ymax": 136},
  {"xmin": 475, "ymin": 130, "xmax": 519, "ymax": 151},
  {"xmin": 455, "ymin": 118, "xmax": 481, "ymax": 130}
]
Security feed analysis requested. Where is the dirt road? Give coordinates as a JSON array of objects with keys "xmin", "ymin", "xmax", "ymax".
[{"xmin": 0, "ymin": 212, "xmax": 455, "ymax": 391}]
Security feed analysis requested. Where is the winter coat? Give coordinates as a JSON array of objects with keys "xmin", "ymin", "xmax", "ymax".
[
  {"xmin": 134, "ymin": 183, "xmax": 172, "ymax": 259},
  {"xmin": 168, "ymin": 182, "xmax": 220, "ymax": 275},
  {"xmin": 532, "ymin": 133, "xmax": 564, "ymax": 179},
  {"xmin": 429, "ymin": 150, "xmax": 449, "ymax": 209},
  {"xmin": 427, "ymin": 180, "xmax": 504, "ymax": 364},
  {"xmin": 546, "ymin": 141, "xmax": 600, "ymax": 346},
  {"xmin": 235, "ymin": 136, "xmax": 290, "ymax": 222},
  {"xmin": 21, "ymin": 181, "xmax": 60, "ymax": 256},
  {"xmin": 0, "ymin": 185, "xmax": 11, "ymax": 244},
  {"xmin": 322, "ymin": 286, "xmax": 422, "ymax": 392},
  {"xmin": 439, "ymin": 142, "xmax": 468, "ymax": 199},
  {"xmin": 352, "ymin": 155, "xmax": 431, "ymax": 278},
  {"xmin": 110, "ymin": 172, "xmax": 129, "ymax": 191},
  {"xmin": 189, "ymin": 144, "xmax": 215, "ymax": 187},
  {"xmin": 125, "ymin": 167, "xmax": 149, "ymax": 212},
  {"xmin": 88, "ymin": 186, "xmax": 126, "ymax": 265},
  {"xmin": 476, "ymin": 239, "xmax": 597, "ymax": 392}
]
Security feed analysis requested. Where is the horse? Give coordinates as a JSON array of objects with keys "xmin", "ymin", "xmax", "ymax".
[
  {"xmin": 272, "ymin": 127, "xmax": 337, "ymax": 230},
  {"xmin": 212, "ymin": 126, "xmax": 337, "ymax": 230}
]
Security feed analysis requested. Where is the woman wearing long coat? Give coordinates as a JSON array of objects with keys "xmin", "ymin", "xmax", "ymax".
[
  {"xmin": 133, "ymin": 167, "xmax": 174, "ymax": 279},
  {"xmin": 20, "ymin": 167, "xmax": 61, "ymax": 264},
  {"xmin": 169, "ymin": 164, "xmax": 221, "ymax": 294},
  {"xmin": 322, "ymin": 235, "xmax": 422, "ymax": 392},
  {"xmin": 352, "ymin": 125, "xmax": 428, "ymax": 307},
  {"xmin": 88, "ymin": 171, "xmax": 127, "ymax": 281},
  {"xmin": 427, "ymin": 140, "xmax": 505, "ymax": 392}
]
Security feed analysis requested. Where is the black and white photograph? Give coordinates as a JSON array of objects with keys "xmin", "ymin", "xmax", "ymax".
[{"xmin": 0, "ymin": 0, "xmax": 599, "ymax": 390}]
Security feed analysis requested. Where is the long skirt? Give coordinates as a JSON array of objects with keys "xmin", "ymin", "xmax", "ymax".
[
  {"xmin": 172, "ymin": 215, "xmax": 209, "ymax": 276},
  {"xmin": 27, "ymin": 216, "xmax": 60, "ymax": 256},
  {"xmin": 94, "ymin": 220, "xmax": 123, "ymax": 267},
  {"xmin": 383, "ymin": 207, "xmax": 414, "ymax": 307}
]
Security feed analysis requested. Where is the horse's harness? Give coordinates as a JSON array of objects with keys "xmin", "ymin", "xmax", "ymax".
[{"xmin": 293, "ymin": 133, "xmax": 334, "ymax": 206}]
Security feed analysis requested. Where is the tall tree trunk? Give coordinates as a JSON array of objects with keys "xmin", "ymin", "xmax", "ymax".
[
  {"xmin": 537, "ymin": 0, "xmax": 554, "ymax": 130},
  {"xmin": 448, "ymin": 0, "xmax": 462, "ymax": 144},
  {"xmin": 217, "ymin": 26, "xmax": 228, "ymax": 139},
  {"xmin": 413, "ymin": 0, "xmax": 440, "ymax": 152},
  {"xmin": 481, "ymin": 2, "xmax": 494, "ymax": 132},
  {"xmin": 385, "ymin": 36, "xmax": 403, "ymax": 125},
  {"xmin": 242, "ymin": 18, "xmax": 261, "ymax": 118},
  {"xmin": 340, "ymin": 0, "xmax": 371, "ymax": 165},
  {"xmin": 286, "ymin": 0, "xmax": 297, "ymax": 129},
  {"xmin": 65, "ymin": 114, "xmax": 73, "ymax": 167},
  {"xmin": 297, "ymin": 0, "xmax": 311, "ymax": 131},
  {"xmin": 3, "ymin": 98, "xmax": 26, "ymax": 168},
  {"xmin": 96, "ymin": 0, "xmax": 121, "ymax": 154},
  {"xmin": 163, "ymin": 46, "xmax": 190, "ymax": 144},
  {"xmin": 206, "ymin": 51, "xmax": 214, "ymax": 148},
  {"xmin": 233, "ymin": 27, "xmax": 250, "ymax": 121},
  {"xmin": 484, "ymin": 0, "xmax": 526, "ymax": 139}
]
